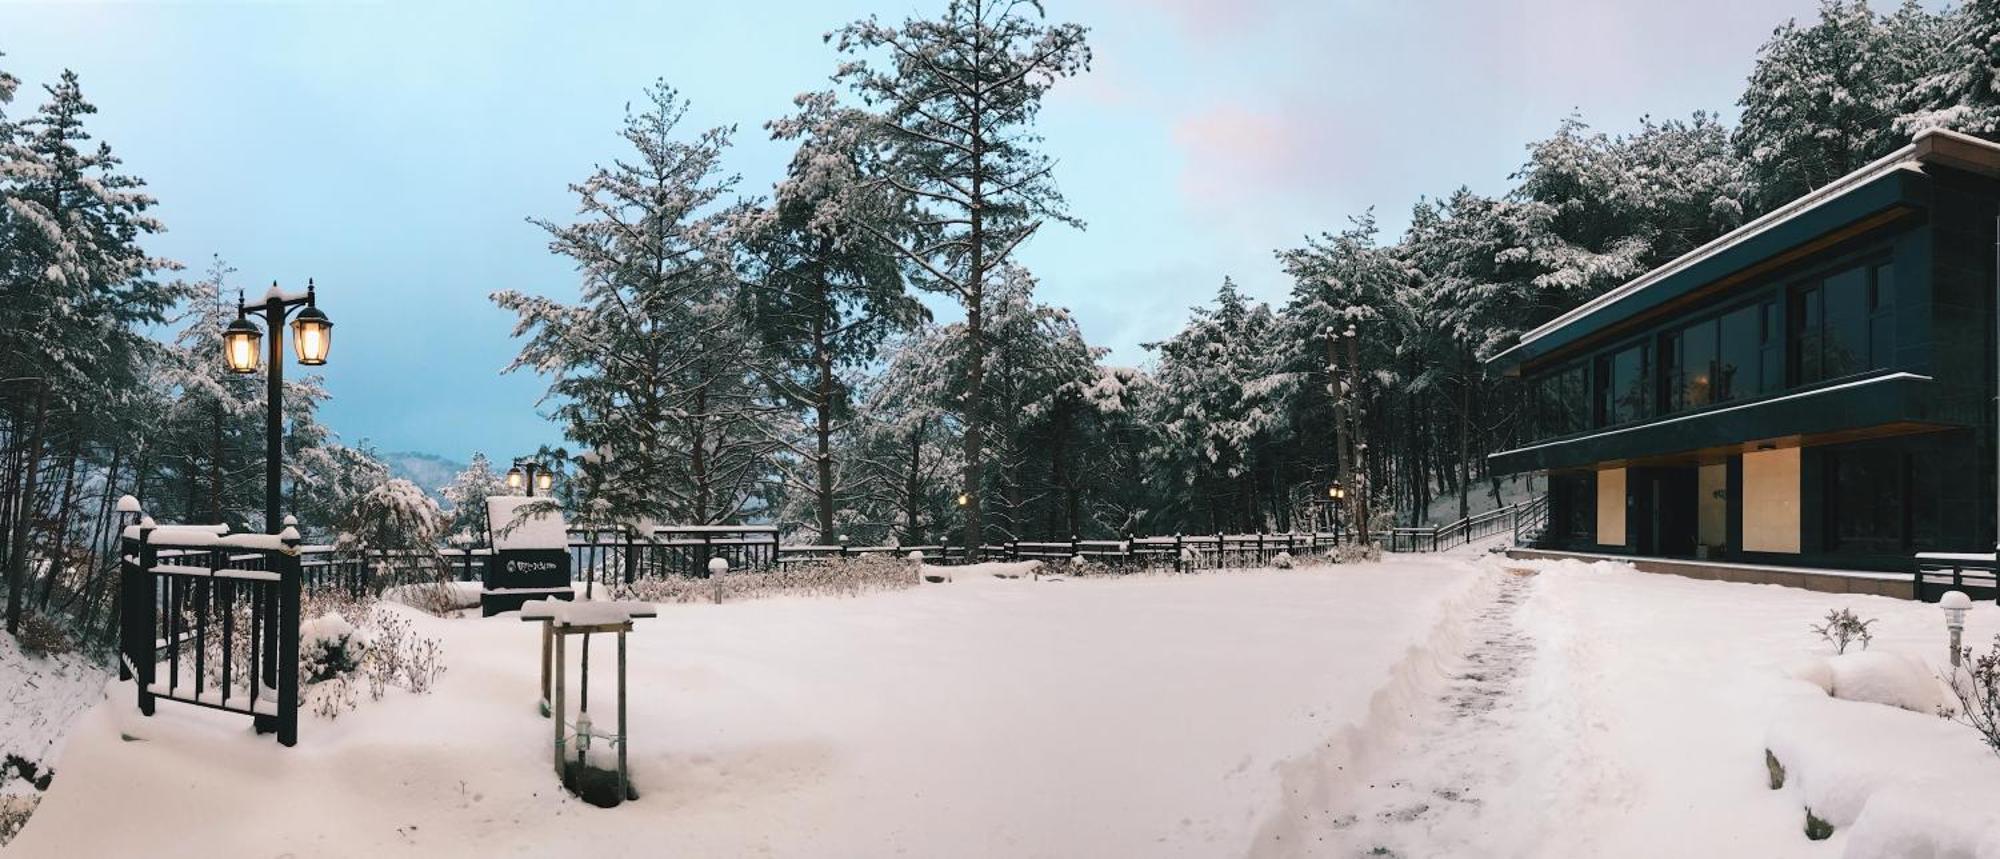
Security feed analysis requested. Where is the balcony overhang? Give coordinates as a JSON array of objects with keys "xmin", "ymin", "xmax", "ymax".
[{"xmin": 1488, "ymin": 372, "xmax": 1959, "ymax": 474}]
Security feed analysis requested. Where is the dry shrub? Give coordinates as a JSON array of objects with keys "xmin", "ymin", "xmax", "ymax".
[
  {"xmin": 612, "ymin": 555, "xmax": 920, "ymax": 604},
  {"xmin": 14, "ymin": 613, "xmax": 72, "ymax": 658},
  {"xmin": 0, "ymin": 794, "xmax": 36, "ymax": 846}
]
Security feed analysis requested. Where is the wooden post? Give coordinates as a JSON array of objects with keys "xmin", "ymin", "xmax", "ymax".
[
  {"xmin": 552, "ymin": 629, "xmax": 566, "ymax": 776},
  {"xmin": 539, "ymin": 620, "xmax": 553, "ymax": 717},
  {"xmin": 1174, "ymin": 533, "xmax": 1184, "ymax": 573}
]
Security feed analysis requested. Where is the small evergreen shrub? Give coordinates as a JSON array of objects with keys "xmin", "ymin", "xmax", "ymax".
[{"xmin": 1811, "ymin": 608, "xmax": 1876, "ymax": 654}]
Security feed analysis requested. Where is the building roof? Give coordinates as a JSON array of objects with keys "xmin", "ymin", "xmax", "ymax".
[{"xmin": 1486, "ymin": 128, "xmax": 2000, "ymax": 376}]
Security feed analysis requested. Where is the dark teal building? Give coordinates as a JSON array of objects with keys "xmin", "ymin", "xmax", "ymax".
[{"xmin": 1488, "ymin": 128, "xmax": 2000, "ymax": 573}]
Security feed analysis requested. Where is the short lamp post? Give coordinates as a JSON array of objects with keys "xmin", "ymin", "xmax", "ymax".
[
  {"xmin": 1943, "ymin": 590, "xmax": 1973, "ymax": 668},
  {"xmin": 223, "ymin": 281, "xmax": 333, "ymax": 534},
  {"xmin": 507, "ymin": 461, "xmax": 555, "ymax": 497}
]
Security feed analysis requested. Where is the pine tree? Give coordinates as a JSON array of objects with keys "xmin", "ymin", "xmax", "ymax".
[
  {"xmin": 1894, "ymin": 0, "xmax": 2000, "ymax": 135},
  {"xmin": 1735, "ymin": 0, "xmax": 1902, "ymax": 212},
  {"xmin": 441, "ymin": 452, "xmax": 505, "ymax": 539},
  {"xmin": 832, "ymin": 0, "xmax": 1091, "ymax": 549},
  {"xmin": 496, "ymin": 82, "xmax": 777, "ymax": 526},
  {"xmin": 743, "ymin": 91, "xmax": 923, "ymax": 540},
  {"xmin": 1144, "ymin": 278, "xmax": 1296, "ymax": 532}
]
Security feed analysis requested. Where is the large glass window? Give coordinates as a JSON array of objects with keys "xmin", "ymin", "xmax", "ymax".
[
  {"xmin": 1795, "ymin": 261, "xmax": 1893, "ymax": 385},
  {"xmin": 1528, "ymin": 363, "xmax": 1590, "ymax": 440},
  {"xmin": 1827, "ymin": 447, "xmax": 1905, "ymax": 554},
  {"xmin": 1597, "ymin": 342, "xmax": 1651, "ymax": 426},
  {"xmin": 1667, "ymin": 319, "xmax": 1718, "ymax": 412},
  {"xmin": 1716, "ymin": 302, "xmax": 1761, "ymax": 402}
]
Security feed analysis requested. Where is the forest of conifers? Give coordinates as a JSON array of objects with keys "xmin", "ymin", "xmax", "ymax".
[{"xmin": 1, "ymin": 0, "xmax": 1994, "ymax": 643}]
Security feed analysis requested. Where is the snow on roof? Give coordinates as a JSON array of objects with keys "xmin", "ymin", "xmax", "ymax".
[
  {"xmin": 487, "ymin": 496, "xmax": 569, "ymax": 550},
  {"xmin": 1496, "ymin": 129, "xmax": 2000, "ymax": 369}
]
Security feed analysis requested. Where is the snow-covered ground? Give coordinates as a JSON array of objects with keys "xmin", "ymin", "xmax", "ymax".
[
  {"xmin": 12, "ymin": 553, "xmax": 2000, "ymax": 857},
  {"xmin": 7, "ymin": 558, "xmax": 1477, "ymax": 857}
]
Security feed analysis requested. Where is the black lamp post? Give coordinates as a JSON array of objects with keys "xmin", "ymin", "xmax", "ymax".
[
  {"xmin": 507, "ymin": 461, "xmax": 554, "ymax": 497},
  {"xmin": 223, "ymin": 280, "xmax": 334, "ymax": 534}
]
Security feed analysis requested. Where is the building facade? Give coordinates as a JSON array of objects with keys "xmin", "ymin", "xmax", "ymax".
[{"xmin": 1488, "ymin": 129, "xmax": 2000, "ymax": 572}]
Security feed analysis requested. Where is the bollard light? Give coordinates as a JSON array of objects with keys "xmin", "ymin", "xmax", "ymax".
[
  {"xmin": 1943, "ymin": 590, "xmax": 1973, "ymax": 668},
  {"xmin": 708, "ymin": 557, "xmax": 729, "ymax": 576}
]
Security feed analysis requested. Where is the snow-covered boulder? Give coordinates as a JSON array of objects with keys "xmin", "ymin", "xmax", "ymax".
[{"xmin": 1767, "ymin": 679, "xmax": 2000, "ymax": 850}]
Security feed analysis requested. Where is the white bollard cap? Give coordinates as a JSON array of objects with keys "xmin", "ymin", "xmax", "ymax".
[
  {"xmin": 1942, "ymin": 590, "xmax": 1974, "ymax": 610},
  {"xmin": 708, "ymin": 557, "xmax": 729, "ymax": 575}
]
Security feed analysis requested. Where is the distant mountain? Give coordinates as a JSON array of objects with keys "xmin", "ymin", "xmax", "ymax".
[{"xmin": 382, "ymin": 451, "xmax": 466, "ymax": 501}]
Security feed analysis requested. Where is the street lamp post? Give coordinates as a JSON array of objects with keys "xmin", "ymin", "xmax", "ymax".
[
  {"xmin": 223, "ymin": 280, "xmax": 333, "ymax": 534},
  {"xmin": 507, "ymin": 461, "xmax": 555, "ymax": 497}
]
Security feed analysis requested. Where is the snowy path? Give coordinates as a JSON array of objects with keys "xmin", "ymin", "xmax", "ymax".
[{"xmin": 1312, "ymin": 567, "xmax": 1540, "ymax": 856}]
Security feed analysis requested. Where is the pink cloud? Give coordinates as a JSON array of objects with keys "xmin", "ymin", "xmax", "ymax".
[{"xmin": 1170, "ymin": 102, "xmax": 1354, "ymax": 209}]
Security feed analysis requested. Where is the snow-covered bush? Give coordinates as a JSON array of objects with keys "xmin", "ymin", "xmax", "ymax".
[
  {"xmin": 1330, "ymin": 543, "xmax": 1380, "ymax": 565},
  {"xmin": 612, "ymin": 555, "xmax": 918, "ymax": 604},
  {"xmin": 1271, "ymin": 551, "xmax": 1294, "ymax": 569},
  {"xmin": 296, "ymin": 600, "xmax": 446, "ymax": 718},
  {"xmin": 1811, "ymin": 608, "xmax": 1876, "ymax": 654},
  {"xmin": 301, "ymin": 613, "xmax": 366, "ymax": 683},
  {"xmin": 1945, "ymin": 633, "xmax": 2000, "ymax": 759}
]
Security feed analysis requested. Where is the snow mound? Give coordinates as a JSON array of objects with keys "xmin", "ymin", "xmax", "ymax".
[
  {"xmin": 927, "ymin": 560, "xmax": 1042, "ymax": 581},
  {"xmin": 1766, "ymin": 679, "xmax": 2000, "ymax": 853},
  {"xmin": 1788, "ymin": 650, "xmax": 1954, "ymax": 715}
]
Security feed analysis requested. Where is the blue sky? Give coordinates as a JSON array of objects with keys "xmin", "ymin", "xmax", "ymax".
[{"xmin": 5, "ymin": 0, "xmax": 1861, "ymax": 462}]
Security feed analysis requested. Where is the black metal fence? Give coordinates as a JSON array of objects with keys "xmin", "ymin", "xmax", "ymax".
[
  {"xmin": 1914, "ymin": 552, "xmax": 1999, "ymax": 602},
  {"xmin": 1383, "ymin": 500, "xmax": 1539, "ymax": 553},
  {"xmin": 120, "ymin": 523, "xmax": 301, "ymax": 746}
]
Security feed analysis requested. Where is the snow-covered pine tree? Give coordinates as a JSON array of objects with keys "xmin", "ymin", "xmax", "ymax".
[
  {"xmin": 0, "ymin": 69, "xmax": 182, "ymax": 634},
  {"xmin": 496, "ymin": 82, "xmax": 779, "ymax": 526},
  {"xmin": 977, "ymin": 266, "xmax": 1104, "ymax": 540},
  {"xmin": 440, "ymin": 452, "xmax": 505, "ymax": 539},
  {"xmin": 848, "ymin": 322, "xmax": 967, "ymax": 545},
  {"xmin": 1144, "ymin": 278, "xmax": 1298, "ymax": 533},
  {"xmin": 1278, "ymin": 214, "xmax": 1408, "ymax": 540},
  {"xmin": 831, "ymin": 0, "xmax": 1091, "ymax": 550},
  {"xmin": 1892, "ymin": 0, "xmax": 2000, "ymax": 135},
  {"xmin": 743, "ymin": 91, "xmax": 924, "ymax": 541},
  {"xmin": 1735, "ymin": 0, "xmax": 1902, "ymax": 213},
  {"xmin": 152, "ymin": 257, "xmax": 265, "ymax": 527}
]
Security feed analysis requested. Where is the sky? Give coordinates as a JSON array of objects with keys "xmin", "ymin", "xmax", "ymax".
[{"xmin": 2, "ymin": 0, "xmax": 1868, "ymax": 463}]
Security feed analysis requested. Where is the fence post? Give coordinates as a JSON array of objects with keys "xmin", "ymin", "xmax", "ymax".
[
  {"xmin": 1071, "ymin": 533, "xmax": 1080, "ymax": 563},
  {"xmin": 1257, "ymin": 531, "xmax": 1266, "ymax": 567},
  {"xmin": 623, "ymin": 527, "xmax": 638, "ymax": 584},
  {"xmin": 131, "ymin": 525, "xmax": 157, "ymax": 716},
  {"xmin": 1009, "ymin": 540, "xmax": 1018, "ymax": 562},
  {"xmin": 1175, "ymin": 533, "xmax": 1184, "ymax": 573},
  {"xmin": 277, "ymin": 534, "xmax": 302, "ymax": 747}
]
